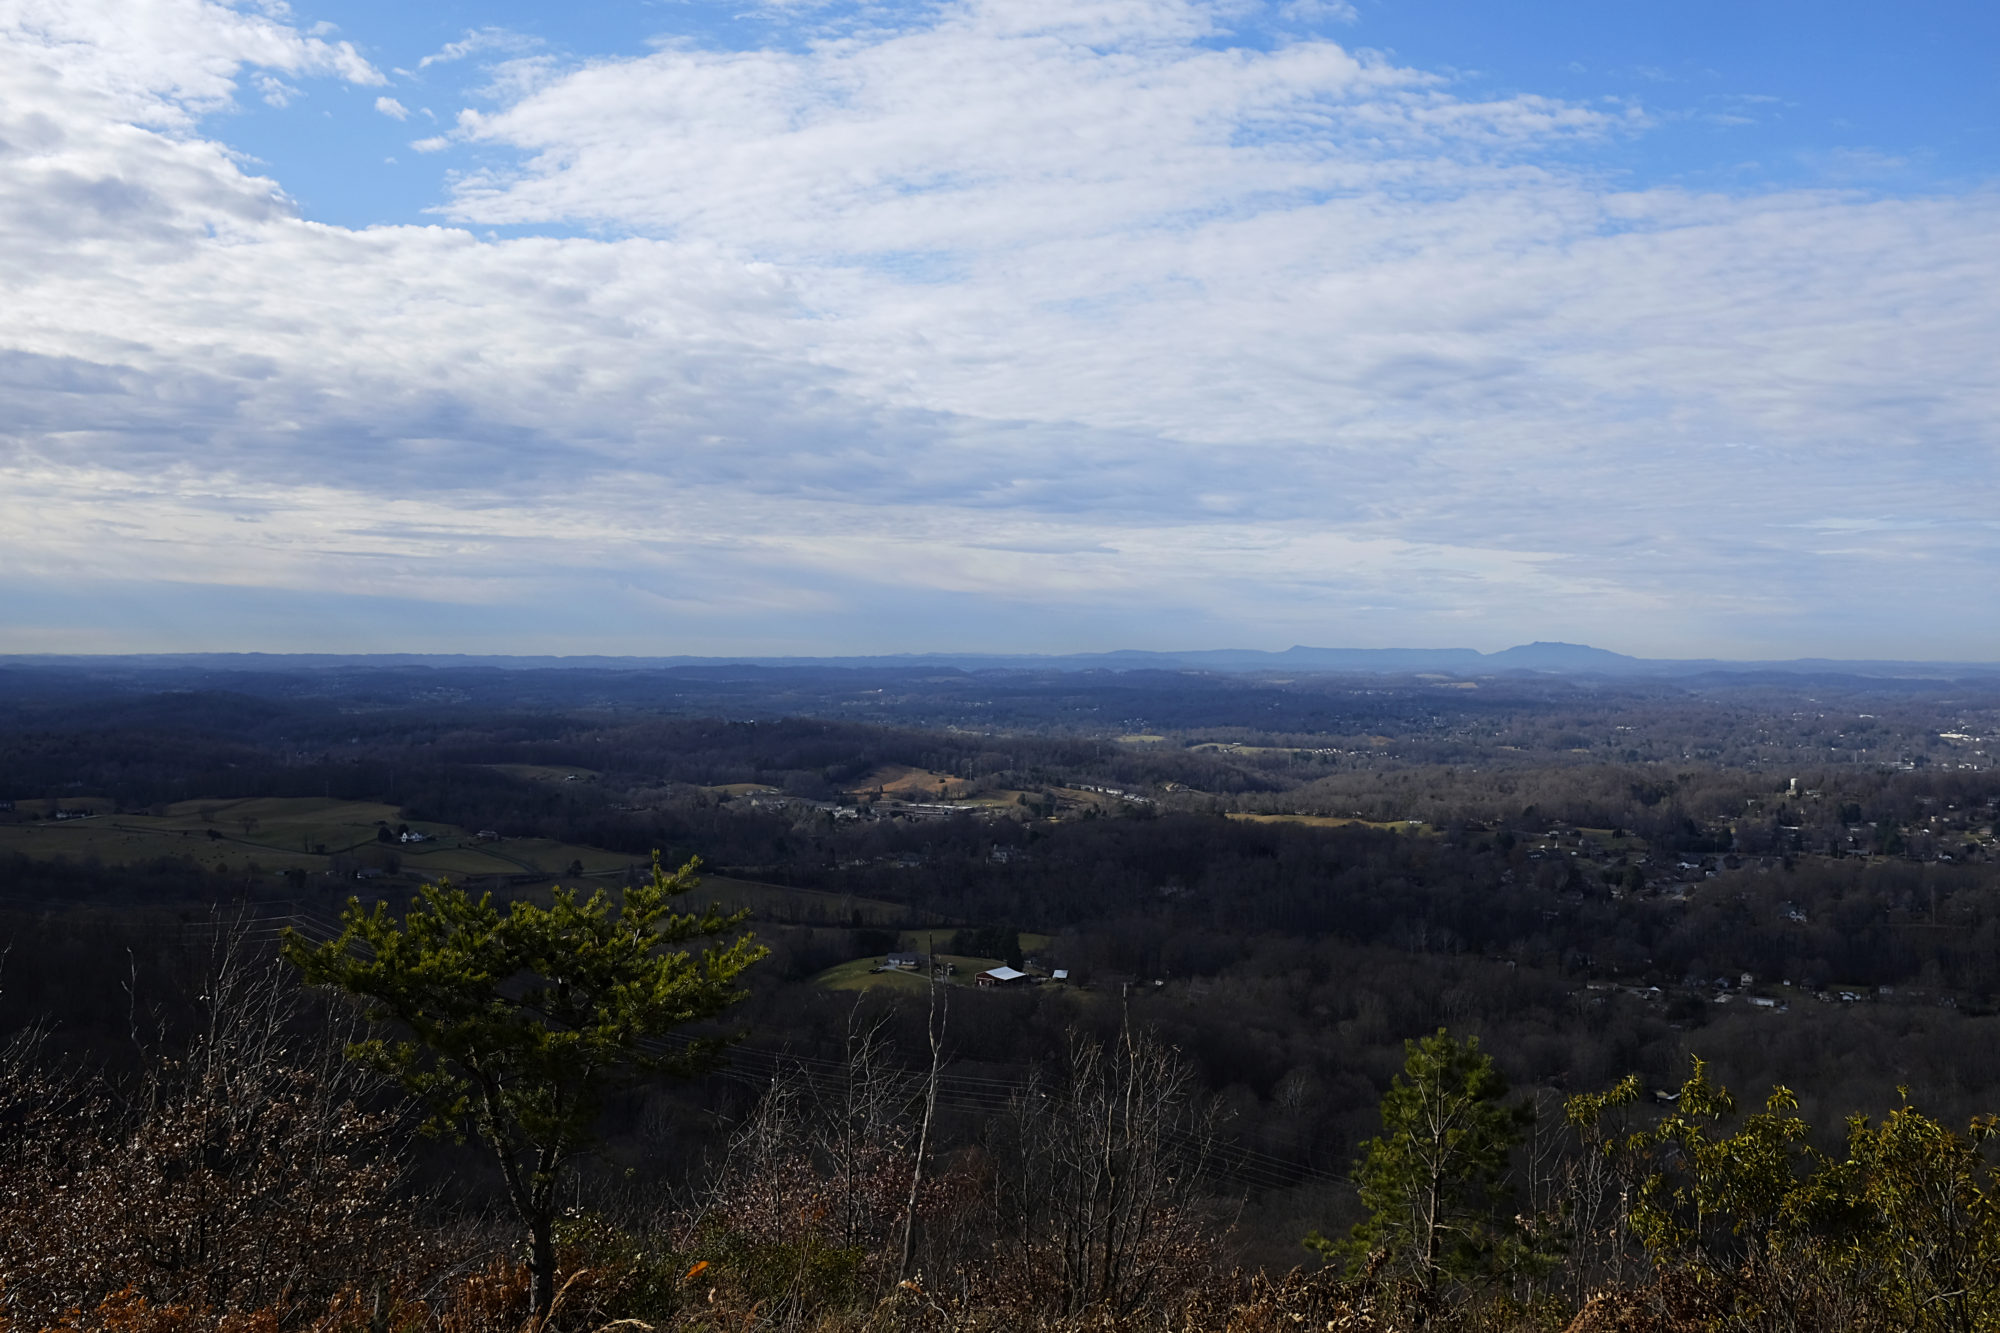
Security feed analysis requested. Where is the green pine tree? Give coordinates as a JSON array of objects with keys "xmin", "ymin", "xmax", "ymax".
[
  {"xmin": 1309, "ymin": 1028, "xmax": 1530, "ymax": 1296},
  {"xmin": 285, "ymin": 853, "xmax": 766, "ymax": 1322}
]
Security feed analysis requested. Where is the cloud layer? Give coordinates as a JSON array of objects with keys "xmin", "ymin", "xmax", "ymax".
[{"xmin": 0, "ymin": 0, "xmax": 1996, "ymax": 655}]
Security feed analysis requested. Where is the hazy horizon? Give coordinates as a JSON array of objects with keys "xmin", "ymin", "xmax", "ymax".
[{"xmin": 8, "ymin": 640, "xmax": 2000, "ymax": 673}]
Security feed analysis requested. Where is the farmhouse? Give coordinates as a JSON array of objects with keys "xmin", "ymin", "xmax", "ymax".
[
  {"xmin": 975, "ymin": 965, "xmax": 1028, "ymax": 988},
  {"xmin": 885, "ymin": 952, "xmax": 920, "ymax": 970}
]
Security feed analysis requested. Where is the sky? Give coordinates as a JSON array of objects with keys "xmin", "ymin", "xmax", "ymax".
[{"xmin": 1, "ymin": 0, "xmax": 1996, "ymax": 659}]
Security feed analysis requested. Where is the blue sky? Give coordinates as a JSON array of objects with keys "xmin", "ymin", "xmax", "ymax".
[
  {"xmin": 223, "ymin": 0, "xmax": 2000, "ymax": 227},
  {"xmin": 1, "ymin": 0, "xmax": 1996, "ymax": 658}
]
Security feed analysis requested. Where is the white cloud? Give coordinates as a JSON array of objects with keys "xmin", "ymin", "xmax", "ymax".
[
  {"xmin": 1, "ymin": 0, "xmax": 381, "ymax": 130},
  {"xmin": 417, "ymin": 27, "xmax": 542, "ymax": 71},
  {"xmin": 254, "ymin": 72, "xmax": 296, "ymax": 106},
  {"xmin": 1278, "ymin": 0, "xmax": 1358, "ymax": 23},
  {"xmin": 374, "ymin": 94, "xmax": 409, "ymax": 119},
  {"xmin": 0, "ymin": 0, "xmax": 1995, "ymax": 655},
  {"xmin": 439, "ymin": 5, "xmax": 1628, "ymax": 253}
]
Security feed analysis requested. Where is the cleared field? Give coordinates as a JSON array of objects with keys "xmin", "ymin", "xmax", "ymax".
[
  {"xmin": 814, "ymin": 957, "xmax": 933, "ymax": 994},
  {"xmin": 814, "ymin": 952, "xmax": 1009, "ymax": 993},
  {"xmin": 0, "ymin": 796, "xmax": 633, "ymax": 881},
  {"xmin": 1190, "ymin": 743, "xmax": 1297, "ymax": 757},
  {"xmin": 1048, "ymin": 786, "xmax": 1144, "ymax": 813},
  {"xmin": 6, "ymin": 797, "xmax": 115, "ymax": 817},
  {"xmin": 1226, "ymin": 812, "xmax": 1435, "ymax": 835},
  {"xmin": 1572, "ymin": 826, "xmax": 1649, "ymax": 851},
  {"xmin": 3, "ymin": 797, "xmax": 399, "ymax": 873},
  {"xmin": 0, "ymin": 798, "xmax": 948, "ymax": 929},
  {"xmin": 484, "ymin": 764, "xmax": 601, "ymax": 784},
  {"xmin": 846, "ymin": 765, "xmax": 974, "ymax": 798},
  {"xmin": 408, "ymin": 836, "xmax": 634, "ymax": 879}
]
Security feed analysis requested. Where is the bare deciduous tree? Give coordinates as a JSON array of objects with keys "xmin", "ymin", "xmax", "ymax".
[
  {"xmin": 990, "ymin": 1025, "xmax": 1219, "ymax": 1318},
  {"xmin": 0, "ymin": 931, "xmax": 415, "ymax": 1325}
]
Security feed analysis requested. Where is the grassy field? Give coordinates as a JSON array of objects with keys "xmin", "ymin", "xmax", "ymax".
[
  {"xmin": 0, "ymin": 799, "xmax": 914, "ymax": 917},
  {"xmin": 1571, "ymin": 826, "xmax": 1650, "ymax": 852},
  {"xmin": 483, "ymin": 764, "xmax": 602, "ymax": 784},
  {"xmin": 813, "ymin": 957, "xmax": 934, "ymax": 994},
  {"xmin": 817, "ymin": 928, "xmax": 1061, "ymax": 994},
  {"xmin": 0, "ymin": 796, "xmax": 641, "ymax": 880},
  {"xmin": 814, "ymin": 952, "xmax": 1011, "ymax": 993},
  {"xmin": 846, "ymin": 764, "xmax": 975, "ymax": 798},
  {"xmin": 1226, "ymin": 812, "xmax": 1435, "ymax": 835},
  {"xmin": 1191, "ymin": 742, "xmax": 1295, "ymax": 757}
]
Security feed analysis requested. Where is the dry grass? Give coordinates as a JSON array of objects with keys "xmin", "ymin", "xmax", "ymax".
[
  {"xmin": 844, "ymin": 766, "xmax": 975, "ymax": 799},
  {"xmin": 1225, "ymin": 813, "xmax": 1434, "ymax": 835}
]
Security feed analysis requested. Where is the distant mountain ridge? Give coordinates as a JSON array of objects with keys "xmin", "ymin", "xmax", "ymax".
[{"xmin": 2, "ymin": 641, "xmax": 1996, "ymax": 679}]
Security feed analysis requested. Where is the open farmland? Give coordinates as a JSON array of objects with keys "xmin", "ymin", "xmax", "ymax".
[
  {"xmin": 812, "ymin": 928, "xmax": 1059, "ymax": 994},
  {"xmin": 813, "ymin": 953, "xmax": 1009, "ymax": 993},
  {"xmin": 846, "ymin": 764, "xmax": 975, "ymax": 798},
  {"xmin": 481, "ymin": 764, "xmax": 603, "ymax": 785},
  {"xmin": 1225, "ymin": 811, "xmax": 1434, "ymax": 834},
  {"xmin": 0, "ymin": 795, "xmax": 933, "ymax": 927},
  {"xmin": 0, "ymin": 796, "xmax": 635, "ymax": 880}
]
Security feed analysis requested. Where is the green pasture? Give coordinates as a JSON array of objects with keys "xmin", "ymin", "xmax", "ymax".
[
  {"xmin": 813, "ymin": 952, "xmax": 1011, "ymax": 993},
  {"xmin": 0, "ymin": 795, "xmax": 946, "ymax": 933},
  {"xmin": 483, "ymin": 764, "xmax": 602, "ymax": 784},
  {"xmin": 814, "ymin": 957, "xmax": 932, "ymax": 994},
  {"xmin": 0, "ymin": 795, "xmax": 636, "ymax": 880}
]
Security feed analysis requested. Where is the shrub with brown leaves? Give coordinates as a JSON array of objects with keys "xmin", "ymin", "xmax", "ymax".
[{"xmin": 0, "ymin": 942, "xmax": 417, "ymax": 1328}]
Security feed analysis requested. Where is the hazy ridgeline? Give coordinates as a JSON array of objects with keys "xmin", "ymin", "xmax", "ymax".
[{"xmin": 0, "ymin": 662, "xmax": 1998, "ymax": 1330}]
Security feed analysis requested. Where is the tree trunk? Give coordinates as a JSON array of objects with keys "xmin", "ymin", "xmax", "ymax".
[
  {"xmin": 899, "ymin": 974, "xmax": 946, "ymax": 1280},
  {"xmin": 529, "ymin": 1214, "xmax": 557, "ymax": 1326}
]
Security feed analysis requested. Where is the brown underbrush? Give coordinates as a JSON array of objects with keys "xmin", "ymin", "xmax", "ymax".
[{"xmin": 5, "ymin": 949, "xmax": 1996, "ymax": 1333}]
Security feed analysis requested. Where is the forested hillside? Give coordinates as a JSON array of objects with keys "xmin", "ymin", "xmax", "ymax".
[{"xmin": 1, "ymin": 661, "xmax": 1997, "ymax": 1330}]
